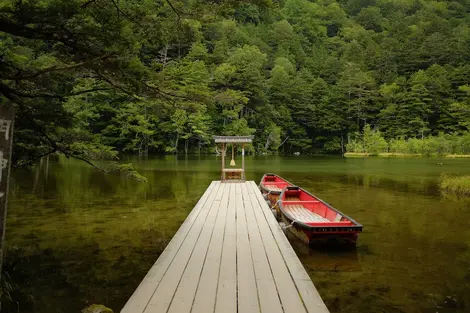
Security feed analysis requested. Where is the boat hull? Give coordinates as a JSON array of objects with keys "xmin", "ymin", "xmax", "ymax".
[
  {"xmin": 280, "ymin": 214, "xmax": 359, "ymax": 246},
  {"xmin": 260, "ymin": 184, "xmax": 281, "ymax": 207},
  {"xmin": 259, "ymin": 173, "xmax": 294, "ymax": 220},
  {"xmin": 279, "ymin": 186, "xmax": 362, "ymax": 246}
]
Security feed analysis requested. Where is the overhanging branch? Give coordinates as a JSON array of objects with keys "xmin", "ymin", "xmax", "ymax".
[{"xmin": 4, "ymin": 53, "xmax": 114, "ymax": 80}]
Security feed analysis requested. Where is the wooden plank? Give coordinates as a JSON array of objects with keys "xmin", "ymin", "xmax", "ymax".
[
  {"xmin": 296, "ymin": 205, "xmax": 312, "ymax": 222},
  {"xmin": 244, "ymin": 183, "xmax": 307, "ymax": 313},
  {"xmin": 241, "ymin": 182, "xmax": 283, "ymax": 313},
  {"xmin": 214, "ymin": 183, "xmax": 237, "ymax": 313},
  {"xmin": 191, "ymin": 184, "xmax": 231, "ymax": 313},
  {"xmin": 298, "ymin": 205, "xmax": 311, "ymax": 221},
  {"xmin": 248, "ymin": 182, "xmax": 329, "ymax": 313},
  {"xmin": 235, "ymin": 183, "xmax": 260, "ymax": 313},
  {"xmin": 140, "ymin": 182, "xmax": 223, "ymax": 313},
  {"xmin": 290, "ymin": 205, "xmax": 305, "ymax": 222},
  {"xmin": 264, "ymin": 184, "xmax": 282, "ymax": 192},
  {"xmin": 287, "ymin": 205, "xmax": 329, "ymax": 222},
  {"xmin": 334, "ymin": 214, "xmax": 342, "ymax": 222},
  {"xmin": 223, "ymin": 168, "xmax": 244, "ymax": 172},
  {"xmin": 214, "ymin": 136, "xmax": 253, "ymax": 143},
  {"xmin": 283, "ymin": 206, "xmax": 297, "ymax": 221},
  {"xmin": 121, "ymin": 181, "xmax": 220, "ymax": 313},
  {"xmin": 287, "ymin": 205, "xmax": 306, "ymax": 222},
  {"xmin": 166, "ymin": 183, "xmax": 229, "ymax": 313}
]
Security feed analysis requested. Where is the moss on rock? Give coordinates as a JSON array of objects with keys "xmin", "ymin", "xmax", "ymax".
[{"xmin": 82, "ymin": 304, "xmax": 114, "ymax": 313}]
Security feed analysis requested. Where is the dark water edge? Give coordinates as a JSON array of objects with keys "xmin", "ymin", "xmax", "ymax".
[{"xmin": 3, "ymin": 155, "xmax": 470, "ymax": 313}]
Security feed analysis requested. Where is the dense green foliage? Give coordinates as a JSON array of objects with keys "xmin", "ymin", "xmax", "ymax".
[
  {"xmin": 346, "ymin": 125, "xmax": 470, "ymax": 155},
  {"xmin": 3, "ymin": 0, "xmax": 470, "ymax": 165}
]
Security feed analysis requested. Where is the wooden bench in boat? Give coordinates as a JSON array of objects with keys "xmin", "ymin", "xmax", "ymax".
[
  {"xmin": 263, "ymin": 184, "xmax": 283, "ymax": 192},
  {"xmin": 284, "ymin": 205, "xmax": 330, "ymax": 223}
]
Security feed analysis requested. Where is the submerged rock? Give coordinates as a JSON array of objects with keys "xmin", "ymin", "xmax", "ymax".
[
  {"xmin": 428, "ymin": 294, "xmax": 465, "ymax": 310},
  {"xmin": 443, "ymin": 296, "xmax": 461, "ymax": 308},
  {"xmin": 82, "ymin": 304, "xmax": 114, "ymax": 313}
]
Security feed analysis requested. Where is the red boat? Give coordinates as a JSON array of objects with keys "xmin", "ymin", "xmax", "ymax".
[
  {"xmin": 279, "ymin": 186, "xmax": 363, "ymax": 246},
  {"xmin": 259, "ymin": 173, "xmax": 293, "ymax": 219}
]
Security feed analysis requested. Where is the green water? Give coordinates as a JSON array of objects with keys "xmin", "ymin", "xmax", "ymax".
[{"xmin": 3, "ymin": 155, "xmax": 470, "ymax": 313}]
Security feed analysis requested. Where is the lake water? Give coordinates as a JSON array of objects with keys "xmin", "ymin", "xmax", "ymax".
[{"xmin": 3, "ymin": 155, "xmax": 469, "ymax": 313}]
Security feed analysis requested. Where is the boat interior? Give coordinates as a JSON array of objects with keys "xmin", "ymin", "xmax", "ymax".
[
  {"xmin": 282, "ymin": 188, "xmax": 354, "ymax": 226},
  {"xmin": 262, "ymin": 174, "xmax": 291, "ymax": 192}
]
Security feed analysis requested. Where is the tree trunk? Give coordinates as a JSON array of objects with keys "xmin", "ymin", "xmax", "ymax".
[
  {"xmin": 174, "ymin": 133, "xmax": 179, "ymax": 154},
  {"xmin": 184, "ymin": 139, "xmax": 189, "ymax": 155},
  {"xmin": 160, "ymin": 45, "xmax": 169, "ymax": 68},
  {"xmin": 341, "ymin": 133, "xmax": 345, "ymax": 156},
  {"xmin": 45, "ymin": 154, "xmax": 49, "ymax": 182},
  {"xmin": 277, "ymin": 136, "xmax": 289, "ymax": 149},
  {"xmin": 264, "ymin": 134, "xmax": 271, "ymax": 151}
]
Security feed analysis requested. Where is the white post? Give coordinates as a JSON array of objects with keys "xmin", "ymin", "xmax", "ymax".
[
  {"xmin": 242, "ymin": 144, "xmax": 245, "ymax": 181},
  {"xmin": 221, "ymin": 143, "xmax": 225, "ymax": 181}
]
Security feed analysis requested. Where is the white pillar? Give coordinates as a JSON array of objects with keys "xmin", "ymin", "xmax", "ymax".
[{"xmin": 242, "ymin": 144, "xmax": 245, "ymax": 181}]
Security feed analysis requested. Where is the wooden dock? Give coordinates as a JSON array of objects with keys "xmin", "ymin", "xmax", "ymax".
[{"xmin": 121, "ymin": 181, "xmax": 329, "ymax": 313}]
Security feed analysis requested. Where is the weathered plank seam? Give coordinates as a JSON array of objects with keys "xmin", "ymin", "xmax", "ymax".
[
  {"xmin": 244, "ymin": 183, "xmax": 285, "ymax": 313},
  {"xmin": 121, "ymin": 181, "xmax": 219, "ymax": 313},
  {"xmin": 248, "ymin": 183, "xmax": 307, "ymax": 312},
  {"xmin": 163, "ymin": 186, "xmax": 223, "ymax": 312},
  {"xmin": 210, "ymin": 183, "xmax": 230, "ymax": 313},
  {"xmin": 249, "ymin": 181, "xmax": 329, "ymax": 313},
  {"xmin": 248, "ymin": 182, "xmax": 310, "ymax": 311},
  {"xmin": 189, "ymin": 183, "xmax": 231, "ymax": 313},
  {"xmin": 141, "ymin": 182, "xmax": 222, "ymax": 313},
  {"xmin": 240, "ymin": 182, "xmax": 261, "ymax": 311},
  {"xmin": 241, "ymin": 183, "xmax": 263, "ymax": 312},
  {"xmin": 166, "ymin": 183, "xmax": 225, "ymax": 312}
]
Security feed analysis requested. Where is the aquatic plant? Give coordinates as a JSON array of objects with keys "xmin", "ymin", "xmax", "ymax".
[
  {"xmin": 440, "ymin": 174, "xmax": 470, "ymax": 196},
  {"xmin": 343, "ymin": 152, "xmax": 370, "ymax": 157},
  {"xmin": 1, "ymin": 246, "xmax": 36, "ymax": 312},
  {"xmin": 445, "ymin": 154, "xmax": 470, "ymax": 158},
  {"xmin": 1, "ymin": 271, "xmax": 19, "ymax": 310},
  {"xmin": 82, "ymin": 304, "xmax": 113, "ymax": 313}
]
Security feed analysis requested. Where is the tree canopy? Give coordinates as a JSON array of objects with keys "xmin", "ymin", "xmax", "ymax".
[{"xmin": 2, "ymin": 0, "xmax": 470, "ymax": 165}]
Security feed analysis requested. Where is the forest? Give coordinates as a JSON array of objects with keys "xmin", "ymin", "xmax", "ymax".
[{"xmin": 2, "ymin": 0, "xmax": 470, "ymax": 166}]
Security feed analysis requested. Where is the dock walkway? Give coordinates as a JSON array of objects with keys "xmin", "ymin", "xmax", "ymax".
[{"xmin": 121, "ymin": 181, "xmax": 329, "ymax": 313}]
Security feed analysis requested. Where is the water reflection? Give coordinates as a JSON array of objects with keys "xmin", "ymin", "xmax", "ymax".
[
  {"xmin": 3, "ymin": 155, "xmax": 470, "ymax": 313},
  {"xmin": 287, "ymin": 231, "xmax": 362, "ymax": 273}
]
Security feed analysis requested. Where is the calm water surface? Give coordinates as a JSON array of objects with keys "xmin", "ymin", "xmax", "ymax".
[{"xmin": 4, "ymin": 155, "xmax": 470, "ymax": 313}]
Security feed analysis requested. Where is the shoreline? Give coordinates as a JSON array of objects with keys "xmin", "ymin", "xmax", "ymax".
[{"xmin": 344, "ymin": 153, "xmax": 470, "ymax": 158}]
